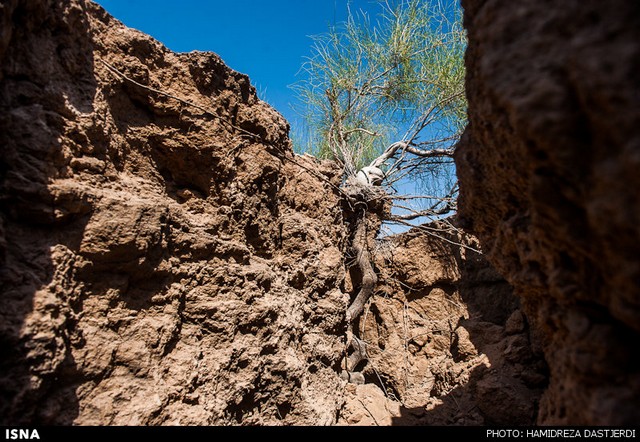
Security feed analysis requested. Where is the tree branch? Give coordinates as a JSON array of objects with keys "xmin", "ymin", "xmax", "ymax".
[
  {"xmin": 389, "ymin": 204, "xmax": 452, "ymax": 221},
  {"xmin": 368, "ymin": 140, "xmax": 454, "ymax": 170}
]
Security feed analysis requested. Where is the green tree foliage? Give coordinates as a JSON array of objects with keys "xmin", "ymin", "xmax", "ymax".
[{"xmin": 294, "ymin": 0, "xmax": 467, "ymax": 223}]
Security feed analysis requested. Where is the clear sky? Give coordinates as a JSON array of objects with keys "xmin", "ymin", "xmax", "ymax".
[{"xmin": 93, "ymin": 0, "xmax": 381, "ymax": 130}]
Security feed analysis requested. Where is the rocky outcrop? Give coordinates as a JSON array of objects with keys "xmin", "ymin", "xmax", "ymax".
[
  {"xmin": 0, "ymin": 0, "xmax": 348, "ymax": 425},
  {"xmin": 456, "ymin": 0, "xmax": 640, "ymax": 425},
  {"xmin": 339, "ymin": 226, "xmax": 547, "ymax": 425}
]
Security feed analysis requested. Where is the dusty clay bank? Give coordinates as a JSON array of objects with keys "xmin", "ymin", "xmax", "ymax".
[{"xmin": 456, "ymin": 0, "xmax": 640, "ymax": 425}]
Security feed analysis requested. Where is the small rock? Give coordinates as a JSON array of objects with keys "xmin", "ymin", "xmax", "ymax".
[
  {"xmin": 70, "ymin": 156, "xmax": 106, "ymax": 174},
  {"xmin": 505, "ymin": 310, "xmax": 525, "ymax": 335},
  {"xmin": 454, "ymin": 326, "xmax": 478, "ymax": 360},
  {"xmin": 504, "ymin": 335, "xmax": 531, "ymax": 363},
  {"xmin": 340, "ymin": 370, "xmax": 365, "ymax": 385}
]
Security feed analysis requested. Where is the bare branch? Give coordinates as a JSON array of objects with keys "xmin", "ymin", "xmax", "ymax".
[
  {"xmin": 389, "ymin": 204, "xmax": 452, "ymax": 221},
  {"xmin": 386, "ymin": 219, "xmax": 483, "ymax": 255},
  {"xmin": 369, "ymin": 140, "xmax": 454, "ymax": 170},
  {"xmin": 404, "ymin": 144, "xmax": 455, "ymax": 158},
  {"xmin": 343, "ymin": 127, "xmax": 381, "ymax": 137},
  {"xmin": 391, "ymin": 194, "xmax": 452, "ymax": 201}
]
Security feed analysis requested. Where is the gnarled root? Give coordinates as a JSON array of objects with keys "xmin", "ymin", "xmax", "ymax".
[
  {"xmin": 343, "ymin": 208, "xmax": 377, "ymax": 382},
  {"xmin": 347, "ymin": 334, "xmax": 368, "ymax": 370},
  {"xmin": 346, "ymin": 211, "xmax": 377, "ymax": 323},
  {"xmin": 341, "ymin": 332, "xmax": 368, "ymax": 384}
]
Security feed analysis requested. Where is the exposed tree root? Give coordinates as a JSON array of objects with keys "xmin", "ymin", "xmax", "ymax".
[
  {"xmin": 342, "ymin": 195, "xmax": 385, "ymax": 381},
  {"xmin": 346, "ymin": 209, "xmax": 378, "ymax": 323},
  {"xmin": 347, "ymin": 334, "xmax": 368, "ymax": 371},
  {"xmin": 338, "ymin": 183, "xmax": 389, "ymax": 383}
]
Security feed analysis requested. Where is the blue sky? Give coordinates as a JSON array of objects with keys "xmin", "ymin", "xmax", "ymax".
[{"xmin": 94, "ymin": 0, "xmax": 381, "ymax": 129}]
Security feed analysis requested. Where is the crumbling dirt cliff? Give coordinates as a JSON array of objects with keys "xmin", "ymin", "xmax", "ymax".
[
  {"xmin": 0, "ymin": 0, "xmax": 348, "ymax": 425},
  {"xmin": 339, "ymin": 226, "xmax": 546, "ymax": 425},
  {"xmin": 456, "ymin": 0, "xmax": 640, "ymax": 425}
]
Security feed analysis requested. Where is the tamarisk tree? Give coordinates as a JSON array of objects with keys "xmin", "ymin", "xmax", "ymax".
[
  {"xmin": 293, "ymin": 0, "xmax": 467, "ymax": 377},
  {"xmin": 295, "ymin": 0, "xmax": 466, "ymax": 225}
]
